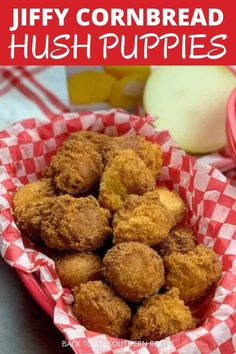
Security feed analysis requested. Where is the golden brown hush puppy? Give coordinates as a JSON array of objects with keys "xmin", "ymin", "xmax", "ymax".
[
  {"xmin": 131, "ymin": 288, "xmax": 195, "ymax": 341},
  {"xmin": 41, "ymin": 195, "xmax": 111, "ymax": 251},
  {"xmin": 68, "ymin": 131, "xmax": 112, "ymax": 156},
  {"xmin": 157, "ymin": 227, "xmax": 197, "ymax": 257},
  {"xmin": 73, "ymin": 281, "xmax": 131, "ymax": 338},
  {"xmin": 103, "ymin": 242, "xmax": 164, "ymax": 303},
  {"xmin": 45, "ymin": 138, "xmax": 103, "ymax": 195},
  {"xmin": 103, "ymin": 135, "xmax": 163, "ymax": 179},
  {"xmin": 99, "ymin": 149, "xmax": 156, "ymax": 212},
  {"xmin": 155, "ymin": 187, "xmax": 186, "ymax": 224},
  {"xmin": 164, "ymin": 245, "xmax": 222, "ymax": 302},
  {"xmin": 13, "ymin": 178, "xmax": 55, "ymax": 243},
  {"xmin": 55, "ymin": 252, "xmax": 102, "ymax": 289},
  {"xmin": 113, "ymin": 192, "xmax": 174, "ymax": 246}
]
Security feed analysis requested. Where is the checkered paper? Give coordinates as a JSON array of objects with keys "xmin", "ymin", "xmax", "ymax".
[
  {"xmin": 0, "ymin": 110, "xmax": 236, "ymax": 354},
  {"xmin": 198, "ymin": 150, "xmax": 236, "ymax": 187}
]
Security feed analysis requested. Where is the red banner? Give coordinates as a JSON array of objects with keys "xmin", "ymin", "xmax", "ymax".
[{"xmin": 0, "ymin": 0, "xmax": 235, "ymax": 65}]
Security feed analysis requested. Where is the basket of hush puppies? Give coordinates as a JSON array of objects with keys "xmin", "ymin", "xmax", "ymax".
[{"xmin": 1, "ymin": 110, "xmax": 236, "ymax": 354}]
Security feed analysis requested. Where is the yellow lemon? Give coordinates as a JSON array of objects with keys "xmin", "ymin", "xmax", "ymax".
[
  {"xmin": 104, "ymin": 66, "xmax": 151, "ymax": 79},
  {"xmin": 110, "ymin": 73, "xmax": 147, "ymax": 110},
  {"xmin": 68, "ymin": 71, "xmax": 117, "ymax": 104}
]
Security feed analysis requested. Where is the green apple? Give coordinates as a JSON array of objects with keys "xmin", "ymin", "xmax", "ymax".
[{"xmin": 143, "ymin": 66, "xmax": 236, "ymax": 154}]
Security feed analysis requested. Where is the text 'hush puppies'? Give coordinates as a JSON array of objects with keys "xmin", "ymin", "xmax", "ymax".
[
  {"xmin": 73, "ymin": 281, "xmax": 132, "ymax": 338},
  {"xmin": 131, "ymin": 288, "xmax": 195, "ymax": 341},
  {"xmin": 41, "ymin": 195, "xmax": 111, "ymax": 251},
  {"xmin": 103, "ymin": 242, "xmax": 164, "ymax": 302},
  {"xmin": 99, "ymin": 149, "xmax": 156, "ymax": 212},
  {"xmin": 164, "ymin": 244, "xmax": 222, "ymax": 302}
]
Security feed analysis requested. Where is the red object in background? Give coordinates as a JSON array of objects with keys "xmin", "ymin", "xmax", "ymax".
[{"xmin": 226, "ymin": 89, "xmax": 236, "ymax": 164}]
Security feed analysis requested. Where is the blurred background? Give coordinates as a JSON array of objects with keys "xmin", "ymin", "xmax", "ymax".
[{"xmin": 0, "ymin": 64, "xmax": 235, "ymax": 167}]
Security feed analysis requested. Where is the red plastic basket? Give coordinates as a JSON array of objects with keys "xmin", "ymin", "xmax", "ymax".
[
  {"xmin": 1, "ymin": 110, "xmax": 236, "ymax": 354},
  {"xmin": 17, "ymin": 270, "xmax": 55, "ymax": 318}
]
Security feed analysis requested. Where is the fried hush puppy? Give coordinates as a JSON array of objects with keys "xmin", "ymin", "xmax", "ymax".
[
  {"xmin": 45, "ymin": 138, "xmax": 103, "ymax": 195},
  {"xmin": 164, "ymin": 245, "xmax": 222, "ymax": 303},
  {"xmin": 13, "ymin": 178, "xmax": 55, "ymax": 243},
  {"xmin": 157, "ymin": 227, "xmax": 197, "ymax": 257},
  {"xmin": 113, "ymin": 192, "xmax": 174, "ymax": 246},
  {"xmin": 131, "ymin": 288, "xmax": 195, "ymax": 341},
  {"xmin": 103, "ymin": 135, "xmax": 163, "ymax": 179},
  {"xmin": 55, "ymin": 252, "xmax": 102, "ymax": 289},
  {"xmin": 41, "ymin": 195, "xmax": 111, "ymax": 251},
  {"xmin": 99, "ymin": 149, "xmax": 156, "ymax": 212},
  {"xmin": 68, "ymin": 131, "xmax": 112, "ymax": 156},
  {"xmin": 155, "ymin": 187, "xmax": 186, "ymax": 223},
  {"xmin": 73, "ymin": 281, "xmax": 132, "ymax": 338},
  {"xmin": 12, "ymin": 131, "xmax": 223, "ymax": 342},
  {"xmin": 103, "ymin": 242, "xmax": 164, "ymax": 303}
]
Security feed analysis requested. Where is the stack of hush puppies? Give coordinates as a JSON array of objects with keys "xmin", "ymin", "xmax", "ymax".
[{"xmin": 13, "ymin": 131, "xmax": 222, "ymax": 341}]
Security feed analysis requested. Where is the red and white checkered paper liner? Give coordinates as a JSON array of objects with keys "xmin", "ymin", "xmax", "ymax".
[{"xmin": 0, "ymin": 109, "xmax": 236, "ymax": 354}]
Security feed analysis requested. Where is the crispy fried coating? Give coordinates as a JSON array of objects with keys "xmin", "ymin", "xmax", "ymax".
[
  {"xmin": 45, "ymin": 138, "xmax": 103, "ymax": 195},
  {"xmin": 41, "ymin": 195, "xmax": 111, "ymax": 251},
  {"xmin": 103, "ymin": 135, "xmax": 162, "ymax": 179},
  {"xmin": 131, "ymin": 288, "xmax": 195, "ymax": 341},
  {"xmin": 73, "ymin": 281, "xmax": 131, "ymax": 338},
  {"xmin": 113, "ymin": 192, "xmax": 174, "ymax": 246},
  {"xmin": 67, "ymin": 132, "xmax": 163, "ymax": 178},
  {"xmin": 55, "ymin": 252, "xmax": 102, "ymax": 289},
  {"xmin": 99, "ymin": 149, "xmax": 156, "ymax": 212},
  {"xmin": 164, "ymin": 245, "xmax": 222, "ymax": 302},
  {"xmin": 103, "ymin": 242, "xmax": 164, "ymax": 302},
  {"xmin": 157, "ymin": 227, "xmax": 197, "ymax": 257},
  {"xmin": 155, "ymin": 187, "xmax": 186, "ymax": 223},
  {"xmin": 13, "ymin": 178, "xmax": 55, "ymax": 243},
  {"xmin": 68, "ymin": 131, "xmax": 112, "ymax": 156}
]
